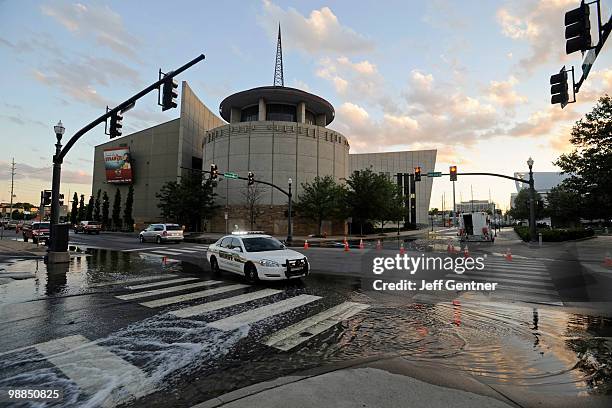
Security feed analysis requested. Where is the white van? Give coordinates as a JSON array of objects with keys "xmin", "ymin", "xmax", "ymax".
[{"xmin": 458, "ymin": 212, "xmax": 494, "ymax": 242}]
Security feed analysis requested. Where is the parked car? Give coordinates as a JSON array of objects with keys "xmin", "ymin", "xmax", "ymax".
[
  {"xmin": 139, "ymin": 223, "xmax": 184, "ymax": 244},
  {"xmin": 23, "ymin": 222, "xmax": 50, "ymax": 244},
  {"xmin": 6, "ymin": 219, "xmax": 19, "ymax": 230},
  {"xmin": 75, "ymin": 221, "xmax": 102, "ymax": 234}
]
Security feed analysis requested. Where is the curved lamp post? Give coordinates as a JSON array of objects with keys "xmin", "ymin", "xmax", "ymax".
[{"xmin": 527, "ymin": 157, "xmax": 536, "ymax": 243}]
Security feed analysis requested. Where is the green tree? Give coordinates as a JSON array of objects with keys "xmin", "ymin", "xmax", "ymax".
[
  {"xmin": 383, "ymin": 184, "xmax": 405, "ymax": 231},
  {"xmin": 102, "ymin": 191, "xmax": 110, "ymax": 229},
  {"xmin": 86, "ymin": 195, "xmax": 94, "ymax": 220},
  {"xmin": 156, "ymin": 172, "xmax": 218, "ymax": 231},
  {"xmin": 77, "ymin": 194, "xmax": 85, "ymax": 222},
  {"xmin": 70, "ymin": 192, "xmax": 78, "ymax": 225},
  {"xmin": 546, "ymin": 184, "xmax": 582, "ymax": 228},
  {"xmin": 112, "ymin": 188, "xmax": 122, "ymax": 231},
  {"xmin": 344, "ymin": 168, "xmax": 394, "ymax": 235},
  {"xmin": 93, "ymin": 189, "xmax": 101, "ymax": 222},
  {"xmin": 507, "ymin": 188, "xmax": 545, "ymax": 221},
  {"xmin": 554, "ymin": 94, "xmax": 612, "ymax": 223},
  {"xmin": 295, "ymin": 175, "xmax": 343, "ymax": 236},
  {"xmin": 123, "ymin": 185, "xmax": 134, "ymax": 231}
]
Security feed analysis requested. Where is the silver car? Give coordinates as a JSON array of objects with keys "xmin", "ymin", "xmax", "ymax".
[{"xmin": 139, "ymin": 223, "xmax": 184, "ymax": 244}]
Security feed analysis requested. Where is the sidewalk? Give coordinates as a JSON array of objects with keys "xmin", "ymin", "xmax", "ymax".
[
  {"xmin": 0, "ymin": 239, "xmax": 47, "ymax": 256},
  {"xmin": 193, "ymin": 357, "xmax": 518, "ymax": 408}
]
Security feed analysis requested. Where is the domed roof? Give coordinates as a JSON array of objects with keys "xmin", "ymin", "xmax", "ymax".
[{"xmin": 219, "ymin": 86, "xmax": 335, "ymax": 125}]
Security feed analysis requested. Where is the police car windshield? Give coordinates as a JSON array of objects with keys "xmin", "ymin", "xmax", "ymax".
[{"xmin": 242, "ymin": 237, "xmax": 284, "ymax": 252}]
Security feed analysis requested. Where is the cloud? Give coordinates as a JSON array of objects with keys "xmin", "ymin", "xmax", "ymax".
[
  {"xmin": 506, "ymin": 105, "xmax": 580, "ymax": 137},
  {"xmin": 496, "ymin": 0, "xmax": 575, "ymax": 70},
  {"xmin": 0, "ymin": 161, "xmax": 91, "ymax": 185},
  {"xmin": 257, "ymin": 0, "xmax": 373, "ymax": 55},
  {"xmin": 41, "ymin": 2, "xmax": 141, "ymax": 61},
  {"xmin": 486, "ymin": 76, "xmax": 528, "ymax": 109}
]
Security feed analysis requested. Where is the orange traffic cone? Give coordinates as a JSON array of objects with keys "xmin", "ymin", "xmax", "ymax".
[
  {"xmin": 399, "ymin": 242, "xmax": 406, "ymax": 255},
  {"xmin": 343, "ymin": 236, "xmax": 347, "ymax": 244},
  {"xmin": 604, "ymin": 251, "xmax": 612, "ymax": 267},
  {"xmin": 344, "ymin": 241, "xmax": 350, "ymax": 252},
  {"xmin": 505, "ymin": 248, "xmax": 512, "ymax": 261},
  {"xmin": 162, "ymin": 256, "xmax": 167, "ymax": 265},
  {"xmin": 359, "ymin": 239, "xmax": 365, "ymax": 250},
  {"xmin": 463, "ymin": 244, "xmax": 470, "ymax": 258},
  {"xmin": 376, "ymin": 240, "xmax": 382, "ymax": 250},
  {"xmin": 304, "ymin": 240, "xmax": 309, "ymax": 249},
  {"xmin": 447, "ymin": 241, "xmax": 453, "ymax": 254}
]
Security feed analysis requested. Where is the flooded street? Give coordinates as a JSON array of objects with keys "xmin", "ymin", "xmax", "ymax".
[{"xmin": 0, "ymin": 248, "xmax": 611, "ymax": 407}]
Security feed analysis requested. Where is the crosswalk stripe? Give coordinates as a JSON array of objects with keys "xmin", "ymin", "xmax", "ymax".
[
  {"xmin": 484, "ymin": 264, "xmax": 548, "ymax": 272},
  {"xmin": 116, "ymin": 280, "xmax": 223, "ymax": 301},
  {"xmin": 150, "ymin": 250, "xmax": 184, "ymax": 256},
  {"xmin": 490, "ymin": 285, "xmax": 560, "ymax": 297},
  {"xmin": 87, "ymin": 274, "xmax": 178, "ymax": 288},
  {"xmin": 190, "ymin": 245, "xmax": 209, "ymax": 249},
  {"xmin": 263, "ymin": 302, "xmax": 369, "ymax": 351},
  {"xmin": 483, "ymin": 266, "xmax": 550, "ymax": 275},
  {"xmin": 126, "ymin": 277, "xmax": 200, "ymax": 290},
  {"xmin": 485, "ymin": 259, "xmax": 546, "ymax": 267},
  {"xmin": 122, "ymin": 246, "xmax": 166, "ymax": 252},
  {"xmin": 35, "ymin": 335, "xmax": 154, "ymax": 406},
  {"xmin": 208, "ymin": 294, "xmax": 321, "ymax": 331},
  {"xmin": 165, "ymin": 248, "xmax": 198, "ymax": 253},
  {"xmin": 464, "ymin": 270, "xmax": 552, "ymax": 281},
  {"xmin": 170, "ymin": 289, "xmax": 283, "ymax": 318},
  {"xmin": 445, "ymin": 274, "xmax": 555, "ymax": 289},
  {"xmin": 140, "ymin": 284, "xmax": 250, "ymax": 308}
]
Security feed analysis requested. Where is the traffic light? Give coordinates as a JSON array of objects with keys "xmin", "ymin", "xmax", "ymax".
[
  {"xmin": 565, "ymin": 2, "xmax": 591, "ymax": 55},
  {"xmin": 450, "ymin": 166, "xmax": 457, "ymax": 181},
  {"xmin": 109, "ymin": 111, "xmax": 123, "ymax": 138},
  {"xmin": 161, "ymin": 77, "xmax": 179, "ymax": 111},
  {"xmin": 550, "ymin": 67, "xmax": 570, "ymax": 106},
  {"xmin": 210, "ymin": 164, "xmax": 218, "ymax": 180},
  {"xmin": 59, "ymin": 193, "xmax": 64, "ymax": 206},
  {"xmin": 43, "ymin": 190, "xmax": 51, "ymax": 206},
  {"xmin": 414, "ymin": 166, "xmax": 421, "ymax": 182},
  {"xmin": 247, "ymin": 171, "xmax": 255, "ymax": 186}
]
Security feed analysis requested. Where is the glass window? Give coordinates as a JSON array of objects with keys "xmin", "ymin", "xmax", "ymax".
[
  {"xmin": 240, "ymin": 106, "xmax": 259, "ymax": 122},
  {"xmin": 230, "ymin": 238, "xmax": 243, "ymax": 251},
  {"xmin": 154, "ymin": 225, "xmax": 164, "ymax": 231},
  {"xmin": 242, "ymin": 237, "xmax": 285, "ymax": 252},
  {"xmin": 266, "ymin": 104, "xmax": 296, "ymax": 122},
  {"xmin": 220, "ymin": 237, "xmax": 232, "ymax": 248},
  {"xmin": 305, "ymin": 110, "xmax": 315, "ymax": 125},
  {"xmin": 166, "ymin": 225, "xmax": 182, "ymax": 231}
]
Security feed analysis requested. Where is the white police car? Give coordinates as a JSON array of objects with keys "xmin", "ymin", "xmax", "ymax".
[{"xmin": 206, "ymin": 232, "xmax": 309, "ymax": 282}]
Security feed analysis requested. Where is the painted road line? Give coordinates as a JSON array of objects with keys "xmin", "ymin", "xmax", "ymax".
[
  {"xmin": 116, "ymin": 280, "xmax": 223, "ymax": 301},
  {"xmin": 466, "ymin": 271, "xmax": 552, "ymax": 281},
  {"xmin": 484, "ymin": 262, "xmax": 548, "ymax": 271},
  {"xmin": 122, "ymin": 246, "xmax": 167, "ymax": 252},
  {"xmin": 170, "ymin": 289, "xmax": 283, "ymax": 318},
  {"xmin": 150, "ymin": 250, "xmax": 184, "ymax": 256},
  {"xmin": 208, "ymin": 294, "xmax": 321, "ymax": 331},
  {"xmin": 189, "ymin": 245, "xmax": 209, "ymax": 249},
  {"xmin": 126, "ymin": 277, "xmax": 201, "ymax": 290},
  {"xmin": 139, "ymin": 284, "xmax": 250, "ymax": 308},
  {"xmin": 87, "ymin": 274, "xmax": 178, "ymax": 288},
  {"xmin": 483, "ymin": 266, "xmax": 550, "ymax": 274},
  {"xmin": 35, "ymin": 334, "xmax": 154, "ymax": 407},
  {"xmin": 165, "ymin": 248, "xmax": 198, "ymax": 253},
  {"xmin": 445, "ymin": 274, "xmax": 555, "ymax": 289},
  {"xmin": 263, "ymin": 302, "xmax": 369, "ymax": 351},
  {"xmin": 445, "ymin": 275, "xmax": 559, "ymax": 295}
]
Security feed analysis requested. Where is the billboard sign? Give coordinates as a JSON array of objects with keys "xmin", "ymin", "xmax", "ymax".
[{"xmin": 104, "ymin": 147, "xmax": 133, "ymax": 184}]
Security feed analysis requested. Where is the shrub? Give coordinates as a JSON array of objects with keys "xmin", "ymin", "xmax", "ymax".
[{"xmin": 514, "ymin": 226, "xmax": 594, "ymax": 242}]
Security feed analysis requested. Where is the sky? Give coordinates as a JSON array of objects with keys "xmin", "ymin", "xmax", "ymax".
[{"xmin": 0, "ymin": 0, "xmax": 611, "ymax": 211}]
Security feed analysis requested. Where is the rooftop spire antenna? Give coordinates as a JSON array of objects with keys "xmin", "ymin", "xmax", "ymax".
[{"xmin": 273, "ymin": 23, "xmax": 284, "ymax": 87}]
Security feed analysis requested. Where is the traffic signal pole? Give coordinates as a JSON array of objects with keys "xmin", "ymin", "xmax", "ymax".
[{"xmin": 48, "ymin": 54, "xmax": 205, "ymax": 261}]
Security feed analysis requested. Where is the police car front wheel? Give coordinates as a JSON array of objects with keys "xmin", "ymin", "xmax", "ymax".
[{"xmin": 244, "ymin": 263, "xmax": 259, "ymax": 283}]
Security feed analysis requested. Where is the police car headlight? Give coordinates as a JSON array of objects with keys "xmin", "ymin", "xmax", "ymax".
[{"xmin": 259, "ymin": 259, "xmax": 280, "ymax": 267}]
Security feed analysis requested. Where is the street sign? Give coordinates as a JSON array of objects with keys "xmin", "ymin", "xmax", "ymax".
[
  {"xmin": 224, "ymin": 172, "xmax": 238, "ymax": 179},
  {"xmin": 581, "ymin": 48, "xmax": 596, "ymax": 81},
  {"xmin": 427, "ymin": 172, "xmax": 442, "ymax": 177}
]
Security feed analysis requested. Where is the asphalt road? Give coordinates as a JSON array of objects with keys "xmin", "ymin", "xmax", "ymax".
[{"xmin": 0, "ymin": 231, "xmax": 611, "ymax": 407}]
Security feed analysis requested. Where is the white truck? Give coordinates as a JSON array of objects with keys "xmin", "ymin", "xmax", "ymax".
[{"xmin": 458, "ymin": 212, "xmax": 494, "ymax": 242}]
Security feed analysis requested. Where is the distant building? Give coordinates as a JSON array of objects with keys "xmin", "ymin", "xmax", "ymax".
[
  {"xmin": 456, "ymin": 200, "xmax": 494, "ymax": 213},
  {"xmin": 510, "ymin": 171, "xmax": 569, "ymax": 207}
]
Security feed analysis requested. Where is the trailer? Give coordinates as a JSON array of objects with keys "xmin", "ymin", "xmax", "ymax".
[{"xmin": 458, "ymin": 212, "xmax": 494, "ymax": 242}]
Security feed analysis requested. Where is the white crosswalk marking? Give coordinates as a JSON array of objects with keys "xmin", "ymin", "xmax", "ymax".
[
  {"xmin": 164, "ymin": 248, "xmax": 198, "ymax": 253},
  {"xmin": 208, "ymin": 294, "xmax": 321, "ymax": 331},
  {"xmin": 35, "ymin": 335, "xmax": 153, "ymax": 407},
  {"xmin": 445, "ymin": 274, "xmax": 555, "ymax": 289},
  {"xmin": 484, "ymin": 262, "xmax": 548, "ymax": 271},
  {"xmin": 126, "ymin": 277, "xmax": 200, "ymax": 290},
  {"xmin": 116, "ymin": 280, "xmax": 223, "ymax": 301},
  {"xmin": 122, "ymin": 246, "xmax": 166, "ymax": 252},
  {"xmin": 190, "ymin": 245, "xmax": 209, "ymax": 249},
  {"xmin": 170, "ymin": 289, "xmax": 282, "ymax": 318},
  {"xmin": 139, "ymin": 284, "xmax": 250, "ymax": 308},
  {"xmin": 87, "ymin": 274, "xmax": 178, "ymax": 288},
  {"xmin": 466, "ymin": 270, "xmax": 552, "ymax": 281},
  {"xmin": 263, "ymin": 302, "xmax": 369, "ymax": 351}
]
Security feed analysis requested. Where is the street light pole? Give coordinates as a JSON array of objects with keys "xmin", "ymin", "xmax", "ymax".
[
  {"xmin": 527, "ymin": 157, "xmax": 536, "ymax": 243},
  {"xmin": 287, "ymin": 178, "xmax": 293, "ymax": 243},
  {"xmin": 50, "ymin": 121, "xmax": 65, "ymax": 228}
]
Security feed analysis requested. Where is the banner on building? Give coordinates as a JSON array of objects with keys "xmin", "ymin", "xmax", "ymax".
[{"xmin": 104, "ymin": 147, "xmax": 133, "ymax": 184}]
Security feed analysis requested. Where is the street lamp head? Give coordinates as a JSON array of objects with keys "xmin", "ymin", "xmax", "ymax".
[
  {"xmin": 54, "ymin": 120, "xmax": 65, "ymax": 136},
  {"xmin": 288, "ymin": 178, "xmax": 292, "ymax": 186},
  {"xmin": 527, "ymin": 157, "xmax": 534, "ymax": 168}
]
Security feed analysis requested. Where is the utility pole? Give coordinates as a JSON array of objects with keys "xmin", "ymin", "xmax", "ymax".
[
  {"xmin": 452, "ymin": 180, "xmax": 456, "ymax": 226},
  {"xmin": 9, "ymin": 158, "xmax": 15, "ymax": 221},
  {"xmin": 470, "ymin": 185, "xmax": 474, "ymax": 213}
]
